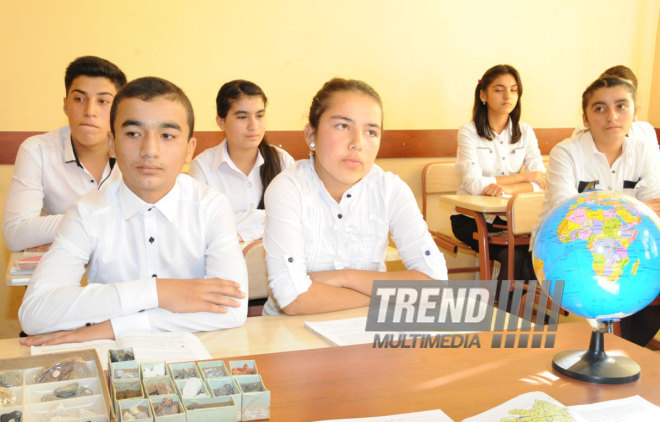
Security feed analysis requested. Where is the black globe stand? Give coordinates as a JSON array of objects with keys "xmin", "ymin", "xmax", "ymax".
[{"xmin": 552, "ymin": 322, "xmax": 640, "ymax": 384}]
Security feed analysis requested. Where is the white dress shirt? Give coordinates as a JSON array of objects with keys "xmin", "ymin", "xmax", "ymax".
[
  {"xmin": 188, "ymin": 140, "xmax": 295, "ymax": 242},
  {"xmin": 3, "ymin": 126, "xmax": 121, "ymax": 251},
  {"xmin": 539, "ymin": 131, "xmax": 660, "ymax": 224},
  {"xmin": 456, "ymin": 120, "xmax": 545, "ymax": 195},
  {"xmin": 262, "ymin": 158, "xmax": 448, "ymax": 315},
  {"xmin": 19, "ymin": 175, "xmax": 248, "ymax": 337}
]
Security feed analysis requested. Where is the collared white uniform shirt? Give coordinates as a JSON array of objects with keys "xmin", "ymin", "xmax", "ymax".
[
  {"xmin": 3, "ymin": 126, "xmax": 121, "ymax": 251},
  {"xmin": 19, "ymin": 175, "xmax": 248, "ymax": 336},
  {"xmin": 456, "ymin": 120, "xmax": 545, "ymax": 195},
  {"xmin": 262, "ymin": 158, "xmax": 448, "ymax": 315},
  {"xmin": 188, "ymin": 140, "xmax": 294, "ymax": 242},
  {"xmin": 539, "ymin": 131, "xmax": 660, "ymax": 224}
]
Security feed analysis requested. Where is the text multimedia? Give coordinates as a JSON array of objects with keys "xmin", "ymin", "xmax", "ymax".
[{"xmin": 372, "ymin": 333, "xmax": 481, "ymax": 348}]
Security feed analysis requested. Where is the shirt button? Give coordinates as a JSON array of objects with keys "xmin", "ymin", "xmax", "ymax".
[
  {"xmin": 287, "ymin": 257, "xmax": 294, "ymax": 263},
  {"xmin": 152, "ymin": 274, "xmax": 157, "ymax": 278},
  {"xmin": 249, "ymin": 204, "xmax": 254, "ymax": 209},
  {"xmin": 148, "ymin": 207, "xmax": 153, "ymax": 211},
  {"xmin": 149, "ymin": 237, "xmax": 155, "ymax": 243},
  {"xmin": 425, "ymin": 250, "xmax": 431, "ymax": 256},
  {"xmin": 346, "ymin": 194, "xmax": 352, "ymax": 198},
  {"xmin": 612, "ymin": 170, "xmax": 615, "ymax": 174},
  {"xmin": 338, "ymin": 214, "xmax": 343, "ymax": 219},
  {"xmin": 501, "ymin": 172, "xmax": 504, "ymax": 175},
  {"xmin": 90, "ymin": 179, "xmax": 94, "ymax": 183},
  {"xmin": 247, "ymin": 182, "xmax": 253, "ymax": 188}
]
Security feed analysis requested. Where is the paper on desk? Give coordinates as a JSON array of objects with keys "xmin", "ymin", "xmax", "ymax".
[
  {"xmin": 305, "ymin": 317, "xmax": 382, "ymax": 346},
  {"xmin": 462, "ymin": 391, "xmax": 588, "ymax": 422},
  {"xmin": 315, "ymin": 409, "xmax": 453, "ymax": 422},
  {"xmin": 568, "ymin": 395, "xmax": 660, "ymax": 421},
  {"xmin": 31, "ymin": 331, "xmax": 211, "ymax": 370}
]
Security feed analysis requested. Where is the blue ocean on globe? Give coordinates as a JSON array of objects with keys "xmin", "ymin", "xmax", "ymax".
[{"xmin": 533, "ymin": 190, "xmax": 660, "ymax": 320}]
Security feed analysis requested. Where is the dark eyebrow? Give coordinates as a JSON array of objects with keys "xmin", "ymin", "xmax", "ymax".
[
  {"xmin": 330, "ymin": 115, "xmax": 381, "ymax": 129},
  {"xmin": 492, "ymin": 84, "xmax": 518, "ymax": 89},
  {"xmin": 590, "ymin": 101, "xmax": 606, "ymax": 108},
  {"xmin": 121, "ymin": 120, "xmax": 182, "ymax": 131},
  {"xmin": 233, "ymin": 109, "xmax": 266, "ymax": 115},
  {"xmin": 70, "ymin": 89, "xmax": 115, "ymax": 97},
  {"xmin": 121, "ymin": 119, "xmax": 143, "ymax": 128}
]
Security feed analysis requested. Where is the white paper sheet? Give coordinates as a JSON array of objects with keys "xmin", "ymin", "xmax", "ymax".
[
  {"xmin": 31, "ymin": 331, "xmax": 212, "ymax": 370},
  {"xmin": 568, "ymin": 395, "xmax": 660, "ymax": 421},
  {"xmin": 462, "ymin": 391, "xmax": 587, "ymax": 422},
  {"xmin": 315, "ymin": 409, "xmax": 454, "ymax": 422}
]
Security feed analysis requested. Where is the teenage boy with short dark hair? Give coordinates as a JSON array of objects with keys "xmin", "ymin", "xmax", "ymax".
[
  {"xmin": 3, "ymin": 56, "xmax": 127, "ymax": 251},
  {"xmin": 19, "ymin": 77, "xmax": 248, "ymax": 345}
]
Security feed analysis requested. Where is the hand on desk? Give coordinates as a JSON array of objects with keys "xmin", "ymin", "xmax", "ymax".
[
  {"xmin": 520, "ymin": 171, "xmax": 546, "ymax": 189},
  {"xmin": 157, "ymin": 278, "xmax": 245, "ymax": 314},
  {"xmin": 483, "ymin": 183, "xmax": 508, "ymax": 196},
  {"xmin": 20, "ymin": 320, "xmax": 114, "ymax": 346}
]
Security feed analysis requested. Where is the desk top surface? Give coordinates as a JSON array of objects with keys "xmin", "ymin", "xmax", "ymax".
[
  {"xmin": 2, "ymin": 313, "xmax": 659, "ymax": 420},
  {"xmin": 439, "ymin": 194, "xmax": 509, "ymax": 213}
]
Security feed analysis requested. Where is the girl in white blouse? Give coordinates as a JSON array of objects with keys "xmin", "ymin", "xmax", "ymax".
[
  {"xmin": 452, "ymin": 64, "xmax": 545, "ymax": 281},
  {"xmin": 188, "ymin": 80, "xmax": 294, "ymax": 242},
  {"xmin": 263, "ymin": 78, "xmax": 447, "ymax": 315}
]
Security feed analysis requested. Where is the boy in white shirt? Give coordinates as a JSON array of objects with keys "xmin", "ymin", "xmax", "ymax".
[
  {"xmin": 3, "ymin": 56, "xmax": 126, "ymax": 251},
  {"xmin": 19, "ymin": 77, "xmax": 248, "ymax": 345}
]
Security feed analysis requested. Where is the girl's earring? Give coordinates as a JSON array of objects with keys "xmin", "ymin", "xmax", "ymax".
[
  {"xmin": 482, "ymin": 101, "xmax": 486, "ymax": 106},
  {"xmin": 310, "ymin": 142, "xmax": 316, "ymax": 149}
]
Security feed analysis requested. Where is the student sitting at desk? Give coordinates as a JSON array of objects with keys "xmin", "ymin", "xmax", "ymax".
[
  {"xmin": 541, "ymin": 76, "xmax": 660, "ymax": 346},
  {"xmin": 571, "ymin": 65, "xmax": 659, "ymax": 156},
  {"xmin": 262, "ymin": 78, "xmax": 447, "ymax": 315},
  {"xmin": 3, "ymin": 56, "xmax": 126, "ymax": 252},
  {"xmin": 19, "ymin": 77, "xmax": 248, "ymax": 345},
  {"xmin": 452, "ymin": 64, "xmax": 545, "ymax": 281},
  {"xmin": 188, "ymin": 80, "xmax": 294, "ymax": 242}
]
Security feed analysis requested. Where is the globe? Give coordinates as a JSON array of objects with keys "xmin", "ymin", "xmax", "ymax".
[{"xmin": 533, "ymin": 190, "xmax": 660, "ymax": 321}]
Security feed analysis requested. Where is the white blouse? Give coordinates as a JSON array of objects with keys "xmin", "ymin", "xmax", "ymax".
[
  {"xmin": 188, "ymin": 140, "xmax": 294, "ymax": 242},
  {"xmin": 263, "ymin": 158, "xmax": 448, "ymax": 315},
  {"xmin": 456, "ymin": 120, "xmax": 545, "ymax": 195}
]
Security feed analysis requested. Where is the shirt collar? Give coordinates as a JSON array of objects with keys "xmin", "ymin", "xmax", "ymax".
[
  {"xmin": 119, "ymin": 177, "xmax": 181, "ymax": 222},
  {"xmin": 306, "ymin": 154, "xmax": 378, "ymax": 200},
  {"xmin": 64, "ymin": 134, "xmax": 83, "ymax": 168},
  {"xmin": 580, "ymin": 130, "xmax": 629, "ymax": 157},
  {"xmin": 215, "ymin": 139, "xmax": 265, "ymax": 174}
]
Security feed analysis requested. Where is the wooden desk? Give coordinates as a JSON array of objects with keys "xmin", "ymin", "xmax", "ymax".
[
  {"xmin": 237, "ymin": 322, "xmax": 660, "ymax": 421},
  {"xmin": 2, "ymin": 312, "xmax": 659, "ymax": 420},
  {"xmin": 439, "ymin": 194, "xmax": 509, "ymax": 280}
]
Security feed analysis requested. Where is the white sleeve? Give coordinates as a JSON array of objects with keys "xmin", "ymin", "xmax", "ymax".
[
  {"xmin": 263, "ymin": 174, "xmax": 312, "ymax": 309},
  {"xmin": 19, "ymin": 203, "xmax": 159, "ymax": 335},
  {"xmin": 634, "ymin": 142, "xmax": 660, "ymax": 202},
  {"xmin": 456, "ymin": 125, "xmax": 496, "ymax": 194},
  {"xmin": 521, "ymin": 125, "xmax": 545, "ymax": 173},
  {"xmin": 2, "ymin": 143, "xmax": 63, "ymax": 251},
  {"xmin": 544, "ymin": 143, "xmax": 578, "ymax": 211},
  {"xmin": 387, "ymin": 177, "xmax": 448, "ymax": 280},
  {"xmin": 111, "ymin": 192, "xmax": 248, "ymax": 335}
]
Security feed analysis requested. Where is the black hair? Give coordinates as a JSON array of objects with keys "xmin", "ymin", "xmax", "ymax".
[
  {"xmin": 472, "ymin": 64, "xmax": 523, "ymax": 144},
  {"xmin": 110, "ymin": 77, "xmax": 195, "ymax": 139},
  {"xmin": 65, "ymin": 56, "xmax": 126, "ymax": 93},
  {"xmin": 217, "ymin": 79, "xmax": 280, "ymax": 209}
]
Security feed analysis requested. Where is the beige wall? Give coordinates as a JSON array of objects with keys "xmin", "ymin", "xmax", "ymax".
[{"xmin": 1, "ymin": 0, "xmax": 659, "ymax": 132}]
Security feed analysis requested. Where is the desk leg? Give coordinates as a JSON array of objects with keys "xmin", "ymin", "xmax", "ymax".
[{"xmin": 456, "ymin": 207, "xmax": 491, "ymax": 280}]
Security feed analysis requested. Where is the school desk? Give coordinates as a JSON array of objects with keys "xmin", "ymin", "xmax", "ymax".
[
  {"xmin": 439, "ymin": 194, "xmax": 509, "ymax": 280},
  {"xmin": 1, "ymin": 309, "xmax": 659, "ymax": 420}
]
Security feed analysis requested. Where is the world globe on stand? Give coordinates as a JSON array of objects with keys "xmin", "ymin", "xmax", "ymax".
[{"xmin": 532, "ymin": 190, "xmax": 660, "ymax": 384}]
